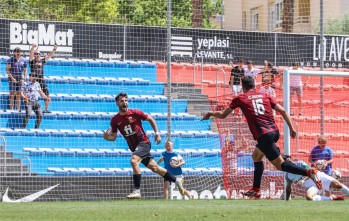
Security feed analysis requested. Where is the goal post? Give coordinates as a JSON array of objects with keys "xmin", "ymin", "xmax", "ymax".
[{"xmin": 283, "ymin": 69, "xmax": 349, "ymax": 156}]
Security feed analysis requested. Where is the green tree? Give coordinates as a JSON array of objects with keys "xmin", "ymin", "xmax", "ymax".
[
  {"xmin": 1, "ymin": 0, "xmax": 223, "ymax": 28},
  {"xmin": 315, "ymin": 13, "xmax": 349, "ymax": 35}
]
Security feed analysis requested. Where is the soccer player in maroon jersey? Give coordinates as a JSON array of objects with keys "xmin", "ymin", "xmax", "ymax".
[
  {"xmin": 103, "ymin": 92, "xmax": 186, "ymax": 199},
  {"xmin": 201, "ymin": 76, "xmax": 322, "ymax": 198}
]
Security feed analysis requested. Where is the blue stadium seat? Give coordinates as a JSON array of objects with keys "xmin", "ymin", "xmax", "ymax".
[
  {"xmin": 76, "ymin": 77, "xmax": 96, "ymax": 84},
  {"xmin": 63, "ymin": 168, "xmax": 85, "ymax": 176},
  {"xmin": 85, "ymin": 148, "xmax": 105, "ymax": 156},
  {"xmin": 78, "ymin": 168, "xmax": 100, "ymax": 176},
  {"xmin": 208, "ymin": 167, "xmax": 222, "ymax": 175},
  {"xmin": 109, "ymin": 168, "xmax": 132, "ymax": 176},
  {"xmin": 53, "ymin": 148, "xmax": 75, "ymax": 156},
  {"xmin": 98, "ymin": 168, "xmax": 115, "ymax": 176},
  {"xmin": 69, "ymin": 148, "xmax": 90, "ymax": 157},
  {"xmin": 117, "ymin": 149, "xmax": 133, "ymax": 157},
  {"xmin": 47, "ymin": 167, "xmax": 70, "ymax": 176},
  {"xmin": 102, "ymin": 149, "xmax": 119, "ymax": 157},
  {"xmin": 38, "ymin": 148, "xmax": 59, "ymax": 156}
]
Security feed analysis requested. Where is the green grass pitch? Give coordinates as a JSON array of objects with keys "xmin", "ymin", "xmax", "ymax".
[{"xmin": 1, "ymin": 199, "xmax": 348, "ymax": 221}]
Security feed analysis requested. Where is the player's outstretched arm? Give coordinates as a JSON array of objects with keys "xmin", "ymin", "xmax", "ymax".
[
  {"xmin": 157, "ymin": 156, "xmax": 164, "ymax": 165},
  {"xmin": 201, "ymin": 107, "xmax": 233, "ymax": 120},
  {"xmin": 103, "ymin": 128, "xmax": 117, "ymax": 141},
  {"xmin": 274, "ymin": 104, "xmax": 297, "ymax": 138},
  {"xmin": 146, "ymin": 115, "xmax": 161, "ymax": 144}
]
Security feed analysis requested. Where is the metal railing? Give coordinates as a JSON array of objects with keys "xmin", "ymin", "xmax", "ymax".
[
  {"xmin": 215, "ymin": 68, "xmax": 226, "ymax": 98},
  {"xmin": 21, "ymin": 156, "xmax": 31, "ymax": 176},
  {"xmin": 0, "ymin": 136, "xmax": 6, "ymax": 176}
]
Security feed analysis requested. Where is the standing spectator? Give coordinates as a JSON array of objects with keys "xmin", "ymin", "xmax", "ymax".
[
  {"xmin": 29, "ymin": 44, "xmax": 57, "ymax": 113},
  {"xmin": 103, "ymin": 92, "xmax": 186, "ymax": 199},
  {"xmin": 229, "ymin": 58, "xmax": 245, "ymax": 96},
  {"xmin": 21, "ymin": 73, "xmax": 48, "ymax": 129},
  {"xmin": 157, "ymin": 140, "xmax": 192, "ymax": 200},
  {"xmin": 309, "ymin": 136, "xmax": 333, "ymax": 175},
  {"xmin": 288, "ymin": 62, "xmax": 307, "ymax": 116},
  {"xmin": 6, "ymin": 47, "xmax": 28, "ymax": 111},
  {"xmin": 244, "ymin": 60, "xmax": 261, "ymax": 85},
  {"xmin": 201, "ymin": 76, "xmax": 322, "ymax": 198},
  {"xmin": 260, "ymin": 61, "xmax": 279, "ymax": 88}
]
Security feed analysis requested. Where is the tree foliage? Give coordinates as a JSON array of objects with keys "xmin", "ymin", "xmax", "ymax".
[
  {"xmin": 0, "ymin": 0, "xmax": 223, "ymax": 29},
  {"xmin": 315, "ymin": 14, "xmax": 349, "ymax": 35}
]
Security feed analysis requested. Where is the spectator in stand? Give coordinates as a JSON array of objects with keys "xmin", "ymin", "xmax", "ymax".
[
  {"xmin": 260, "ymin": 61, "xmax": 279, "ymax": 89},
  {"xmin": 229, "ymin": 58, "xmax": 245, "ymax": 96},
  {"xmin": 309, "ymin": 136, "xmax": 333, "ymax": 175},
  {"xmin": 157, "ymin": 140, "xmax": 192, "ymax": 200},
  {"xmin": 244, "ymin": 60, "xmax": 261, "ymax": 85},
  {"xmin": 21, "ymin": 73, "xmax": 48, "ymax": 129},
  {"xmin": 288, "ymin": 62, "xmax": 309, "ymax": 116},
  {"xmin": 6, "ymin": 47, "xmax": 28, "ymax": 111},
  {"xmin": 29, "ymin": 44, "xmax": 57, "ymax": 113}
]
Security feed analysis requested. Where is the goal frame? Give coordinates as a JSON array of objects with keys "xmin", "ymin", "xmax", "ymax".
[{"xmin": 282, "ymin": 69, "xmax": 349, "ymax": 155}]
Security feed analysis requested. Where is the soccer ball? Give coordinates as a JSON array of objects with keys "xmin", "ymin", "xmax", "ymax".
[
  {"xmin": 170, "ymin": 156, "xmax": 179, "ymax": 167},
  {"xmin": 315, "ymin": 159, "xmax": 326, "ymax": 170},
  {"xmin": 331, "ymin": 169, "xmax": 342, "ymax": 180}
]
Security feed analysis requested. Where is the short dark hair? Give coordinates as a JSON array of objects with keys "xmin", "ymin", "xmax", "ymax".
[
  {"xmin": 241, "ymin": 76, "xmax": 255, "ymax": 89},
  {"xmin": 115, "ymin": 92, "xmax": 128, "ymax": 102},
  {"xmin": 237, "ymin": 58, "xmax": 244, "ymax": 63},
  {"xmin": 246, "ymin": 60, "xmax": 253, "ymax": 65},
  {"xmin": 292, "ymin": 62, "xmax": 299, "ymax": 66},
  {"xmin": 29, "ymin": 72, "xmax": 37, "ymax": 78},
  {"xmin": 267, "ymin": 62, "xmax": 273, "ymax": 68}
]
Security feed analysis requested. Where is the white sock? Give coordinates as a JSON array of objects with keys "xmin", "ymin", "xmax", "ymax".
[
  {"xmin": 321, "ymin": 196, "xmax": 332, "ymax": 201},
  {"xmin": 313, "ymin": 195, "xmax": 331, "ymax": 201},
  {"xmin": 340, "ymin": 186, "xmax": 349, "ymax": 196}
]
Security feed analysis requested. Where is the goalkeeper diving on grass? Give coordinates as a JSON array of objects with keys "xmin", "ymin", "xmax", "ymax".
[
  {"xmin": 283, "ymin": 154, "xmax": 348, "ymax": 201},
  {"xmin": 201, "ymin": 76, "xmax": 322, "ymax": 198}
]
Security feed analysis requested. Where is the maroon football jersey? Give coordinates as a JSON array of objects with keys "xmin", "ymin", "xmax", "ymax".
[
  {"xmin": 229, "ymin": 90, "xmax": 278, "ymax": 140},
  {"xmin": 110, "ymin": 109, "xmax": 150, "ymax": 151}
]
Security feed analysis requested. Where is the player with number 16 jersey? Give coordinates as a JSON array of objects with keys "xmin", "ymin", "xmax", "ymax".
[
  {"xmin": 201, "ymin": 76, "xmax": 323, "ymax": 198},
  {"xmin": 110, "ymin": 109, "xmax": 150, "ymax": 152},
  {"xmin": 229, "ymin": 90, "xmax": 278, "ymax": 140}
]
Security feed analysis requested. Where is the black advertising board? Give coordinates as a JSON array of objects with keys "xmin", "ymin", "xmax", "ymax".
[{"xmin": 0, "ymin": 18, "xmax": 348, "ymax": 67}]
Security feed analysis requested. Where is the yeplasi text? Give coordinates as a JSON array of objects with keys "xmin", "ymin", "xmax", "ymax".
[{"xmin": 197, "ymin": 36, "xmax": 230, "ymax": 50}]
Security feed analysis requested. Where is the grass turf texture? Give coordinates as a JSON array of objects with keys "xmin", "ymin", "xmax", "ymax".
[{"xmin": 1, "ymin": 199, "xmax": 348, "ymax": 221}]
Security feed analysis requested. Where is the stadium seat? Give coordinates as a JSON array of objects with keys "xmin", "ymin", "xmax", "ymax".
[
  {"xmin": 99, "ymin": 149, "xmax": 119, "ymax": 157},
  {"xmin": 53, "ymin": 148, "xmax": 75, "ymax": 156},
  {"xmin": 78, "ymin": 168, "xmax": 100, "ymax": 176},
  {"xmin": 84, "ymin": 148, "xmax": 105, "ymax": 156},
  {"xmin": 38, "ymin": 148, "xmax": 59, "ymax": 156},
  {"xmin": 69, "ymin": 148, "xmax": 90, "ymax": 157},
  {"xmin": 63, "ymin": 168, "xmax": 85, "ymax": 176},
  {"xmin": 47, "ymin": 167, "xmax": 69, "ymax": 176},
  {"xmin": 95, "ymin": 168, "xmax": 113, "ymax": 176}
]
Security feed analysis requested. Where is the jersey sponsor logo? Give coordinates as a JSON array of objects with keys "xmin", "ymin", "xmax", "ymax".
[
  {"xmin": 10, "ymin": 22, "xmax": 74, "ymax": 55},
  {"xmin": 1, "ymin": 184, "xmax": 59, "ymax": 203}
]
